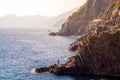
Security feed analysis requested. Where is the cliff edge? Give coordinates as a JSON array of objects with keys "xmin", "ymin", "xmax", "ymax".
[
  {"xmin": 49, "ymin": 0, "xmax": 115, "ymax": 36},
  {"xmin": 36, "ymin": 3, "xmax": 120, "ymax": 77}
]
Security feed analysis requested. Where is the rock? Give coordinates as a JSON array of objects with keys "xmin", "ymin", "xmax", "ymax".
[
  {"xmin": 68, "ymin": 42, "xmax": 78, "ymax": 51},
  {"xmin": 49, "ymin": 32, "xmax": 61, "ymax": 36},
  {"xmin": 68, "ymin": 30, "xmax": 120, "ymax": 77},
  {"xmin": 36, "ymin": 30, "xmax": 120, "ymax": 77},
  {"xmin": 49, "ymin": 32, "xmax": 57, "ymax": 36},
  {"xmin": 52, "ymin": 0, "xmax": 115, "ymax": 36},
  {"xmin": 49, "ymin": 0, "xmax": 120, "ymax": 36},
  {"xmin": 36, "ymin": 0, "xmax": 120, "ymax": 78}
]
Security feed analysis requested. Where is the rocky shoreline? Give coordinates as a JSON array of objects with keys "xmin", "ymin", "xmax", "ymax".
[
  {"xmin": 35, "ymin": 30, "xmax": 120, "ymax": 78},
  {"xmin": 36, "ymin": 0, "xmax": 120, "ymax": 78}
]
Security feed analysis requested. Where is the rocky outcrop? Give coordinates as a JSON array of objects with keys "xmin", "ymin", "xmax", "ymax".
[
  {"xmin": 35, "ymin": 0, "xmax": 120, "ymax": 78},
  {"xmin": 36, "ymin": 29, "xmax": 120, "ymax": 77},
  {"xmin": 105, "ymin": 7, "xmax": 120, "ymax": 27},
  {"xmin": 66, "ymin": 6, "xmax": 120, "ymax": 77},
  {"xmin": 67, "ymin": 30, "xmax": 120, "ymax": 77},
  {"xmin": 37, "ymin": 5, "xmax": 120, "ymax": 77},
  {"xmin": 49, "ymin": 0, "xmax": 115, "ymax": 36}
]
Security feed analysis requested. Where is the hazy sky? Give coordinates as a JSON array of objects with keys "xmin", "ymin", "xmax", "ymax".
[{"xmin": 0, "ymin": 0, "xmax": 86, "ymax": 17}]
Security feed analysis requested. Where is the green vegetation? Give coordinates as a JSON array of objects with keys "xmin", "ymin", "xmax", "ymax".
[
  {"xmin": 108, "ymin": 1, "xmax": 120, "ymax": 11},
  {"xmin": 115, "ymin": 1, "xmax": 120, "ymax": 7},
  {"xmin": 110, "ymin": 31, "xmax": 116, "ymax": 35},
  {"xmin": 69, "ymin": 4, "xmax": 86, "ymax": 20},
  {"xmin": 104, "ymin": 1, "xmax": 120, "ymax": 18}
]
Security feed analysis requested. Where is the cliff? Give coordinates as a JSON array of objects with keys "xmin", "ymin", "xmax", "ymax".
[
  {"xmin": 66, "ymin": 5, "xmax": 120, "ymax": 77},
  {"xmin": 36, "ymin": 30, "xmax": 120, "ymax": 77},
  {"xmin": 50, "ymin": 0, "xmax": 115, "ymax": 36},
  {"xmin": 66, "ymin": 30, "xmax": 120, "ymax": 77},
  {"xmin": 36, "ymin": 4, "xmax": 120, "ymax": 77}
]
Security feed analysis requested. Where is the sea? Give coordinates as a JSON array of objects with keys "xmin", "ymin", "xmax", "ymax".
[{"xmin": 0, "ymin": 28, "xmax": 118, "ymax": 80}]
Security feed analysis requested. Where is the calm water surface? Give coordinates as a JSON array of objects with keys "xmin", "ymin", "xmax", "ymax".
[{"xmin": 0, "ymin": 28, "xmax": 118, "ymax": 80}]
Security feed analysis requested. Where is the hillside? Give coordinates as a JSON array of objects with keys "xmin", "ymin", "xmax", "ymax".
[{"xmin": 50, "ymin": 0, "xmax": 115, "ymax": 36}]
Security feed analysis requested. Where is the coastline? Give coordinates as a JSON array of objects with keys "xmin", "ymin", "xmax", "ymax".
[
  {"xmin": 35, "ymin": 0, "xmax": 120, "ymax": 78},
  {"xmin": 35, "ymin": 30, "xmax": 120, "ymax": 78}
]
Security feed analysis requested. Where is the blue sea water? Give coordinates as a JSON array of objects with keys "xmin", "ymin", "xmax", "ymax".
[{"xmin": 0, "ymin": 28, "xmax": 118, "ymax": 80}]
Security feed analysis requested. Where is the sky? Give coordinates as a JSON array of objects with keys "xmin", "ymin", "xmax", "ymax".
[{"xmin": 0, "ymin": 0, "xmax": 86, "ymax": 17}]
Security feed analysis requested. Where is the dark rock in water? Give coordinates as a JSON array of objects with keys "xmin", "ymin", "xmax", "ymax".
[
  {"xmin": 49, "ymin": 32, "xmax": 60, "ymax": 36},
  {"xmin": 35, "ymin": 67, "xmax": 50, "ymax": 73},
  {"xmin": 34, "ymin": 63, "xmax": 59, "ymax": 73},
  {"xmin": 49, "ymin": 32, "xmax": 57, "ymax": 36}
]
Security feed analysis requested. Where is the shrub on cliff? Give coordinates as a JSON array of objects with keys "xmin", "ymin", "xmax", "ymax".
[{"xmin": 115, "ymin": 1, "xmax": 120, "ymax": 7}]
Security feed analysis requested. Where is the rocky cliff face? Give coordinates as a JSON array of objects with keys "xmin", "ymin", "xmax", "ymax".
[
  {"xmin": 52, "ymin": 0, "xmax": 115, "ymax": 36},
  {"xmin": 66, "ymin": 6, "xmax": 120, "ymax": 77},
  {"xmin": 67, "ymin": 30, "xmax": 120, "ymax": 77},
  {"xmin": 36, "ymin": 5, "xmax": 120, "ymax": 77},
  {"xmin": 36, "ymin": 30, "xmax": 120, "ymax": 77}
]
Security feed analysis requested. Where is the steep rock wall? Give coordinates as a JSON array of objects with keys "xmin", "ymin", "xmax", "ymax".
[{"xmin": 57, "ymin": 0, "xmax": 115, "ymax": 36}]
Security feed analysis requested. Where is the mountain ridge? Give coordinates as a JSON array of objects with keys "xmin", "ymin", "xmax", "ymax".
[{"xmin": 0, "ymin": 8, "xmax": 79, "ymax": 28}]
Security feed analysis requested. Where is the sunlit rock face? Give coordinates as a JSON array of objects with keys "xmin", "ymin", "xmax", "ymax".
[
  {"xmin": 66, "ymin": 6, "xmax": 120, "ymax": 77},
  {"xmin": 44, "ymin": 4, "xmax": 120, "ymax": 77},
  {"xmin": 56, "ymin": 0, "xmax": 115, "ymax": 36}
]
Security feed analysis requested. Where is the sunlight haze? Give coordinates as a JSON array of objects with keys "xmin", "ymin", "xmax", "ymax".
[{"xmin": 0, "ymin": 0, "xmax": 86, "ymax": 17}]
